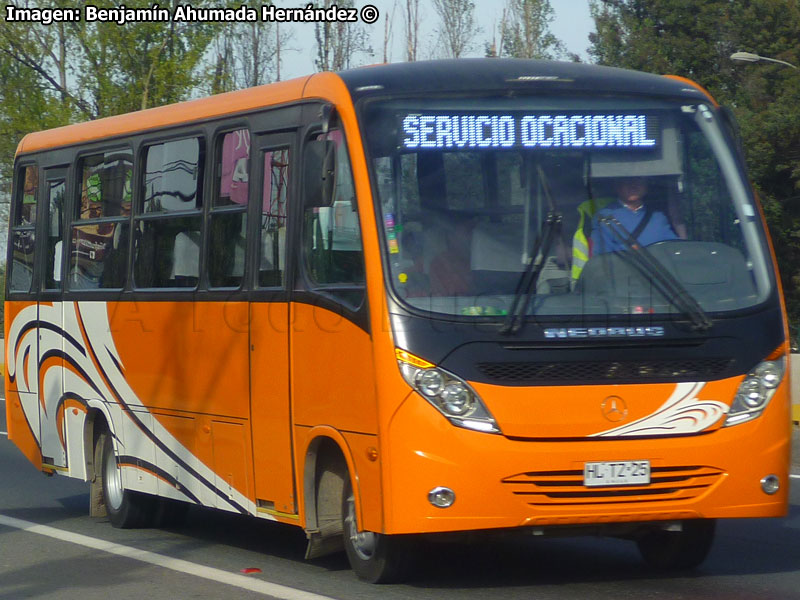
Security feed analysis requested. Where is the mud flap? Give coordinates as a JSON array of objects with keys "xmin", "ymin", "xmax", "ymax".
[
  {"xmin": 305, "ymin": 520, "xmax": 345, "ymax": 559},
  {"xmin": 89, "ymin": 434, "xmax": 107, "ymax": 518}
]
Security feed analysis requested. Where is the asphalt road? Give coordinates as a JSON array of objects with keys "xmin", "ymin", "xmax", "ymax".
[{"xmin": 1, "ymin": 399, "xmax": 799, "ymax": 600}]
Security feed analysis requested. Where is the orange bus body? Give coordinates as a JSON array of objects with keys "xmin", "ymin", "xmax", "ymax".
[{"xmin": 5, "ymin": 60, "xmax": 791, "ymax": 580}]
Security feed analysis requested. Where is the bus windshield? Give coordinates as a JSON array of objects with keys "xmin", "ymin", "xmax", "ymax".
[{"xmin": 362, "ymin": 96, "xmax": 772, "ymax": 321}]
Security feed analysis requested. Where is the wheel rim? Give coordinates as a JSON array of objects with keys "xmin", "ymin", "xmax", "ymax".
[
  {"xmin": 345, "ymin": 492, "xmax": 377, "ymax": 561},
  {"xmin": 103, "ymin": 439, "xmax": 124, "ymax": 511}
]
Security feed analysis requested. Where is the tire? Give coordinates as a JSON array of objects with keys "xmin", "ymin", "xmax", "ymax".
[
  {"xmin": 154, "ymin": 497, "xmax": 189, "ymax": 529},
  {"xmin": 637, "ymin": 519, "xmax": 716, "ymax": 570},
  {"xmin": 98, "ymin": 428, "xmax": 156, "ymax": 529},
  {"xmin": 342, "ymin": 475, "xmax": 414, "ymax": 583}
]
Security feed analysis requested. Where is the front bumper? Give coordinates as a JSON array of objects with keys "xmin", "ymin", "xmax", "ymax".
[{"xmin": 382, "ymin": 383, "xmax": 791, "ymax": 534}]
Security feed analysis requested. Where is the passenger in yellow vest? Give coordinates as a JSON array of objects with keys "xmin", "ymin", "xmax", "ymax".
[{"xmin": 571, "ymin": 195, "xmax": 613, "ymax": 282}]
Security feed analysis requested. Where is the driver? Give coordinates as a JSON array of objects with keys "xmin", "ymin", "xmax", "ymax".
[{"xmin": 590, "ymin": 177, "xmax": 678, "ymax": 254}]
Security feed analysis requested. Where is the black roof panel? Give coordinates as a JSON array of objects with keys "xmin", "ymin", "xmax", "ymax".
[{"xmin": 337, "ymin": 58, "xmax": 710, "ymax": 103}]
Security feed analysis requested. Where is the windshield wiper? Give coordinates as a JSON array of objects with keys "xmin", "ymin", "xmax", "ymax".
[
  {"xmin": 500, "ymin": 210, "xmax": 562, "ymax": 335},
  {"xmin": 597, "ymin": 216, "xmax": 713, "ymax": 331}
]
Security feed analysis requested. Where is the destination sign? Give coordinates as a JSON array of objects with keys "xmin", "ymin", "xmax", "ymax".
[{"xmin": 400, "ymin": 113, "xmax": 659, "ymax": 150}]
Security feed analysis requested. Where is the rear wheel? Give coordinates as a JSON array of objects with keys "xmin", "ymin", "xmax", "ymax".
[
  {"xmin": 154, "ymin": 497, "xmax": 189, "ymax": 529},
  {"xmin": 342, "ymin": 475, "xmax": 413, "ymax": 583},
  {"xmin": 637, "ymin": 519, "xmax": 716, "ymax": 570},
  {"xmin": 97, "ymin": 427, "xmax": 155, "ymax": 529}
]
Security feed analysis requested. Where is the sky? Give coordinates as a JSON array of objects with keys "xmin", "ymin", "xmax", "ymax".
[{"xmin": 276, "ymin": 0, "xmax": 595, "ymax": 79}]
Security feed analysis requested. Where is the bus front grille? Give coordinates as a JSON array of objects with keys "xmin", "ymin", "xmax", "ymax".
[
  {"xmin": 477, "ymin": 358, "xmax": 734, "ymax": 384},
  {"xmin": 502, "ymin": 465, "xmax": 724, "ymax": 506}
]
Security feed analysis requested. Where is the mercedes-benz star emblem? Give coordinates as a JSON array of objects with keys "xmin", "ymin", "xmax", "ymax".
[{"xmin": 601, "ymin": 395, "xmax": 628, "ymax": 422}]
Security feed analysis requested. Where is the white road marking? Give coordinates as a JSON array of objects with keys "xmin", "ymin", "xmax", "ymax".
[
  {"xmin": 0, "ymin": 514, "xmax": 336, "ymax": 600},
  {"xmin": 0, "ymin": 432, "xmax": 7, "ymax": 437},
  {"xmin": 790, "ymin": 474, "xmax": 800, "ymax": 480}
]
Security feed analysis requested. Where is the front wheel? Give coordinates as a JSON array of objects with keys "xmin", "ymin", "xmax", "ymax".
[
  {"xmin": 97, "ymin": 427, "xmax": 155, "ymax": 528},
  {"xmin": 637, "ymin": 519, "xmax": 716, "ymax": 570},
  {"xmin": 342, "ymin": 476, "xmax": 414, "ymax": 583}
]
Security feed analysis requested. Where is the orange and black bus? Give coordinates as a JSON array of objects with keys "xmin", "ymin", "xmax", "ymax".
[{"xmin": 5, "ymin": 59, "xmax": 791, "ymax": 582}]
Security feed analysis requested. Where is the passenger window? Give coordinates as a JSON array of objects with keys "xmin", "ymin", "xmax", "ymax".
[
  {"xmin": 216, "ymin": 129, "xmax": 250, "ymax": 206},
  {"xmin": 9, "ymin": 165, "xmax": 38, "ymax": 292},
  {"xmin": 44, "ymin": 175, "xmax": 65, "ymax": 290},
  {"xmin": 69, "ymin": 151, "xmax": 133, "ymax": 289},
  {"xmin": 142, "ymin": 138, "xmax": 202, "ymax": 213},
  {"xmin": 19, "ymin": 166, "xmax": 38, "ymax": 225},
  {"xmin": 303, "ymin": 128, "xmax": 365, "ymax": 305},
  {"xmin": 134, "ymin": 137, "xmax": 204, "ymax": 288},
  {"xmin": 209, "ymin": 129, "xmax": 249, "ymax": 288},
  {"xmin": 76, "ymin": 151, "xmax": 133, "ymax": 218},
  {"xmin": 258, "ymin": 147, "xmax": 290, "ymax": 288}
]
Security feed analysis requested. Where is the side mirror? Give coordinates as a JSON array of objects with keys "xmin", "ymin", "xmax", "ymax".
[{"xmin": 303, "ymin": 138, "xmax": 336, "ymax": 208}]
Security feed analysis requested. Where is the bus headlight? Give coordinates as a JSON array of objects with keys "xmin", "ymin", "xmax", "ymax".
[
  {"xmin": 441, "ymin": 382, "xmax": 471, "ymax": 415},
  {"xmin": 396, "ymin": 349, "xmax": 501, "ymax": 434},
  {"xmin": 418, "ymin": 370, "xmax": 445, "ymax": 397},
  {"xmin": 725, "ymin": 357, "xmax": 785, "ymax": 427},
  {"xmin": 754, "ymin": 361, "xmax": 782, "ymax": 389}
]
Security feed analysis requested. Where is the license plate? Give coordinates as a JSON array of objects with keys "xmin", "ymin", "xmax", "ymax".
[{"xmin": 583, "ymin": 460, "xmax": 651, "ymax": 487}]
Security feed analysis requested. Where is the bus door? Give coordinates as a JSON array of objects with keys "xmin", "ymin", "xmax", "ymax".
[
  {"xmin": 38, "ymin": 166, "xmax": 67, "ymax": 468},
  {"xmin": 7, "ymin": 163, "xmax": 41, "ymax": 466},
  {"xmin": 249, "ymin": 132, "xmax": 296, "ymax": 516}
]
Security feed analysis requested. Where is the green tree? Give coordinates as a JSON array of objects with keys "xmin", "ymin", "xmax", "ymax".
[
  {"xmin": 314, "ymin": 0, "xmax": 372, "ymax": 71},
  {"xmin": 589, "ymin": 0, "xmax": 800, "ymax": 332},
  {"xmin": 432, "ymin": 0, "xmax": 480, "ymax": 59},
  {"xmin": 404, "ymin": 0, "xmax": 422, "ymax": 61},
  {"xmin": 202, "ymin": 0, "xmax": 293, "ymax": 95},
  {"xmin": 0, "ymin": 41, "xmax": 72, "ymax": 192},
  {"xmin": 0, "ymin": 0, "xmax": 219, "ymax": 120},
  {"xmin": 497, "ymin": 0, "xmax": 565, "ymax": 59},
  {"xmin": 0, "ymin": 0, "xmax": 224, "ymax": 244},
  {"xmin": 72, "ymin": 0, "xmax": 219, "ymax": 115}
]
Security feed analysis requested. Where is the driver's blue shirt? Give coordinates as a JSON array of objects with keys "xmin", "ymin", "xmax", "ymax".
[{"xmin": 591, "ymin": 200, "xmax": 677, "ymax": 254}]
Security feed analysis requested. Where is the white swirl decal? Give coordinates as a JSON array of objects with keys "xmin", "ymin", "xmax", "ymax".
[
  {"xmin": 592, "ymin": 381, "xmax": 728, "ymax": 437},
  {"xmin": 7, "ymin": 301, "xmax": 263, "ymax": 518}
]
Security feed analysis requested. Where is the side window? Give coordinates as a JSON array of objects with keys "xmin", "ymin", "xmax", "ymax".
[
  {"xmin": 258, "ymin": 147, "xmax": 290, "ymax": 287},
  {"xmin": 44, "ymin": 172, "xmax": 66, "ymax": 290},
  {"xmin": 69, "ymin": 151, "xmax": 133, "ymax": 289},
  {"xmin": 209, "ymin": 129, "xmax": 249, "ymax": 288},
  {"xmin": 683, "ymin": 129, "xmax": 743, "ymax": 250},
  {"xmin": 303, "ymin": 127, "xmax": 365, "ymax": 305},
  {"xmin": 134, "ymin": 137, "xmax": 204, "ymax": 288},
  {"xmin": 9, "ymin": 165, "xmax": 38, "ymax": 292}
]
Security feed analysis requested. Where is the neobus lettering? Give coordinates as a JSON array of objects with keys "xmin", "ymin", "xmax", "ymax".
[{"xmin": 544, "ymin": 326, "xmax": 665, "ymax": 339}]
